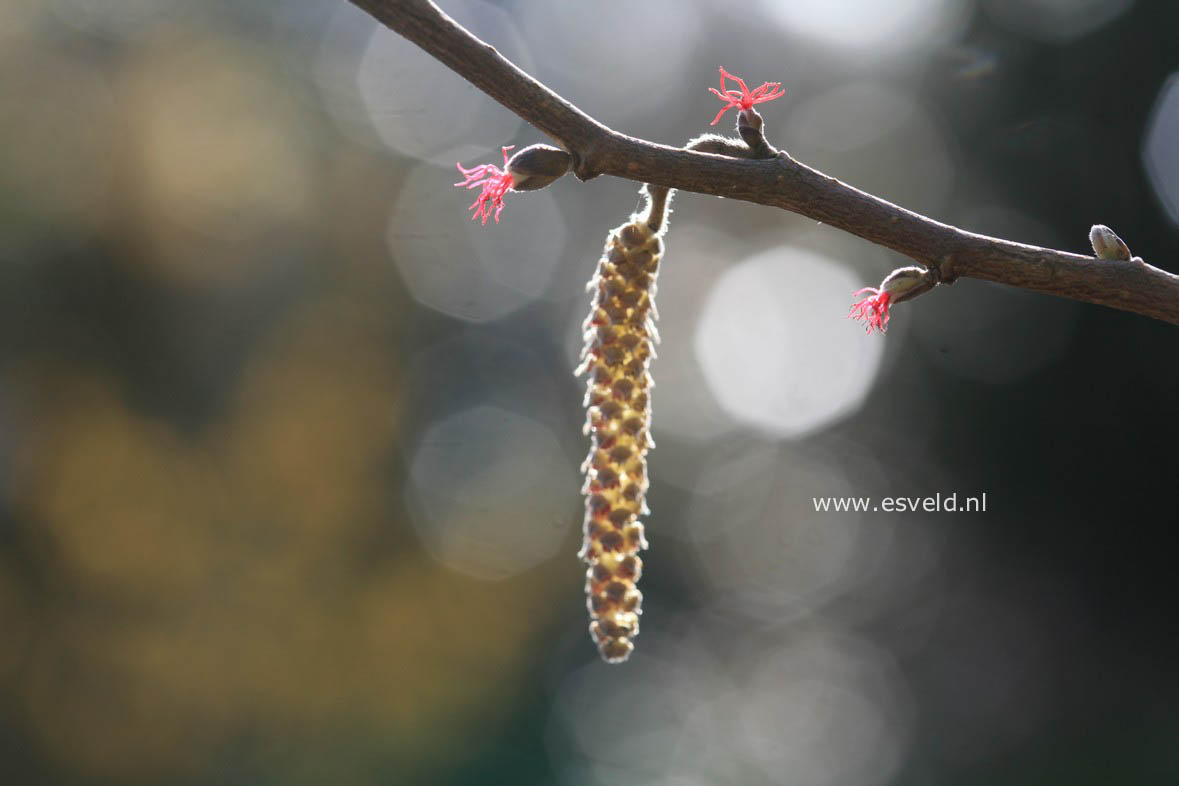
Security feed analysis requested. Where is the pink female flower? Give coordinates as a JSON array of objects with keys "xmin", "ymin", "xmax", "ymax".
[
  {"xmin": 849, "ymin": 287, "xmax": 892, "ymax": 334},
  {"xmin": 708, "ymin": 66, "xmax": 786, "ymax": 126},
  {"xmin": 848, "ymin": 266, "xmax": 934, "ymax": 335},
  {"xmin": 455, "ymin": 145, "xmax": 516, "ymax": 225}
]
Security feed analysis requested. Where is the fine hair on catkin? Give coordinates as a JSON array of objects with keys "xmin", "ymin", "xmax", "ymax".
[{"xmin": 575, "ymin": 184, "xmax": 671, "ymax": 662}]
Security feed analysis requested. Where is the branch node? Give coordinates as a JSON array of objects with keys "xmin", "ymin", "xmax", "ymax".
[
  {"xmin": 570, "ymin": 150, "xmax": 602, "ymax": 182},
  {"xmin": 933, "ymin": 254, "xmax": 958, "ymax": 285}
]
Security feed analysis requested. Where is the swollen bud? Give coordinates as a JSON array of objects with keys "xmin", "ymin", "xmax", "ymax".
[
  {"xmin": 850, "ymin": 266, "xmax": 939, "ymax": 334},
  {"xmin": 738, "ymin": 108, "xmax": 773, "ymax": 154},
  {"xmin": 1089, "ymin": 224, "xmax": 1131, "ymax": 261},
  {"xmin": 507, "ymin": 144, "xmax": 572, "ymax": 192},
  {"xmin": 880, "ymin": 265, "xmax": 936, "ymax": 303}
]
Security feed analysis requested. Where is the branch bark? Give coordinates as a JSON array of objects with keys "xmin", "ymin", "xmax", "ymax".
[{"xmin": 349, "ymin": 0, "xmax": 1179, "ymax": 326}]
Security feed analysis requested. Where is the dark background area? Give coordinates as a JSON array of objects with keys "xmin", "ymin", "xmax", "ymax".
[{"xmin": 0, "ymin": 0, "xmax": 1177, "ymax": 784}]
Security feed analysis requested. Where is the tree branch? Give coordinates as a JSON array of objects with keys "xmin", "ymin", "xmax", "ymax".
[{"xmin": 349, "ymin": 0, "xmax": 1179, "ymax": 326}]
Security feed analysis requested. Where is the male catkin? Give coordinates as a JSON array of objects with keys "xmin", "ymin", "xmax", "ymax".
[{"xmin": 576, "ymin": 186, "xmax": 669, "ymax": 662}]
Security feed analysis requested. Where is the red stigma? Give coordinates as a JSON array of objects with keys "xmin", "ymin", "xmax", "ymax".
[
  {"xmin": 708, "ymin": 66, "xmax": 786, "ymax": 126},
  {"xmin": 848, "ymin": 287, "xmax": 893, "ymax": 334},
  {"xmin": 454, "ymin": 145, "xmax": 516, "ymax": 224}
]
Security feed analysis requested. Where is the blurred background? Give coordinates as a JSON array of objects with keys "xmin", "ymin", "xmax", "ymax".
[{"xmin": 1, "ymin": 0, "xmax": 1177, "ymax": 783}]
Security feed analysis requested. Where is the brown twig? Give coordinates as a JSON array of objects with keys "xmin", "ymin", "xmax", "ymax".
[{"xmin": 348, "ymin": 0, "xmax": 1179, "ymax": 325}]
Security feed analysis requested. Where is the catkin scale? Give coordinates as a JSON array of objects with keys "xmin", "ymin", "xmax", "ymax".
[{"xmin": 576, "ymin": 206, "xmax": 664, "ymax": 663}]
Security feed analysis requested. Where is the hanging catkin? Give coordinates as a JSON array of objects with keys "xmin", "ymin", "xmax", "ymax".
[{"xmin": 575, "ymin": 185, "xmax": 669, "ymax": 662}]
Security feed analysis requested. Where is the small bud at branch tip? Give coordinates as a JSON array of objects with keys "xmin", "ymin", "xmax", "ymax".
[{"xmin": 1089, "ymin": 224, "xmax": 1131, "ymax": 261}]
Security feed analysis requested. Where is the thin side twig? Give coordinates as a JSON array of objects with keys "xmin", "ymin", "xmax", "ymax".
[{"xmin": 349, "ymin": 0, "xmax": 1179, "ymax": 325}]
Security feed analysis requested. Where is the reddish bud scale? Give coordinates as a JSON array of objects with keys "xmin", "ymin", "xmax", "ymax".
[{"xmin": 575, "ymin": 219, "xmax": 662, "ymax": 663}]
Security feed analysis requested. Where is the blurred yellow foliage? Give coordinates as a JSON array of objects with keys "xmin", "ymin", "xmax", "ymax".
[
  {"xmin": 116, "ymin": 32, "xmax": 314, "ymax": 288},
  {"xmin": 0, "ymin": 45, "xmax": 117, "ymax": 234},
  {"xmin": 4, "ymin": 295, "xmax": 568, "ymax": 781}
]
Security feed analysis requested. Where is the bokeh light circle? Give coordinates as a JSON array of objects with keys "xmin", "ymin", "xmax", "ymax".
[
  {"xmin": 757, "ymin": 0, "xmax": 971, "ymax": 57},
  {"xmin": 407, "ymin": 405, "xmax": 576, "ymax": 580},
  {"xmin": 512, "ymin": 0, "xmax": 701, "ymax": 121},
  {"xmin": 355, "ymin": 0, "xmax": 529, "ymax": 165},
  {"xmin": 1144, "ymin": 72, "xmax": 1179, "ymax": 226},
  {"xmin": 694, "ymin": 246, "xmax": 886, "ymax": 439},
  {"xmin": 388, "ymin": 162, "xmax": 567, "ymax": 323}
]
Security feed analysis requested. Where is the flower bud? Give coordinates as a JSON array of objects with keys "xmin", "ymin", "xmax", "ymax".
[
  {"xmin": 738, "ymin": 107, "xmax": 763, "ymax": 133},
  {"xmin": 738, "ymin": 108, "xmax": 765, "ymax": 150},
  {"xmin": 507, "ymin": 144, "xmax": 572, "ymax": 192},
  {"xmin": 1089, "ymin": 224, "xmax": 1131, "ymax": 261},
  {"xmin": 850, "ymin": 265, "xmax": 938, "ymax": 334},
  {"xmin": 881, "ymin": 265, "xmax": 936, "ymax": 304}
]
